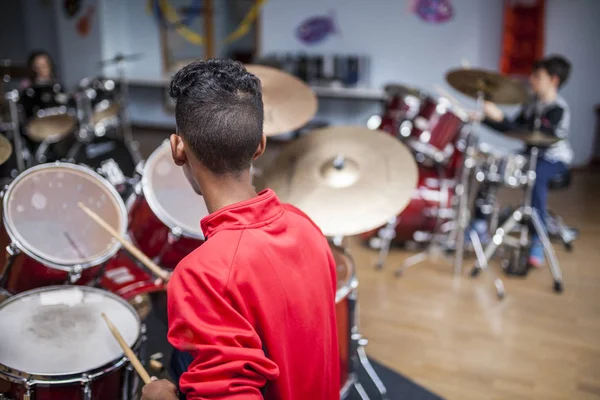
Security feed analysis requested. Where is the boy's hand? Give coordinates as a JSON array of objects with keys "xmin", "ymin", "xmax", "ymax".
[
  {"xmin": 483, "ymin": 101, "xmax": 504, "ymax": 122},
  {"xmin": 141, "ymin": 377, "xmax": 178, "ymax": 400}
]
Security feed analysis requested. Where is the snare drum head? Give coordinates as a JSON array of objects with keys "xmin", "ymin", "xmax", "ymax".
[
  {"xmin": 3, "ymin": 163, "xmax": 127, "ymax": 269},
  {"xmin": 0, "ymin": 286, "xmax": 139, "ymax": 376},
  {"xmin": 142, "ymin": 141, "xmax": 209, "ymax": 239}
]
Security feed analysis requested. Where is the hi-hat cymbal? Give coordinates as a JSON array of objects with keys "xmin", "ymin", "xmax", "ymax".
[
  {"xmin": 245, "ymin": 65, "xmax": 318, "ymax": 137},
  {"xmin": 0, "ymin": 135, "xmax": 13, "ymax": 166},
  {"xmin": 446, "ymin": 68, "xmax": 528, "ymax": 105},
  {"xmin": 255, "ymin": 126, "xmax": 418, "ymax": 237},
  {"xmin": 504, "ymin": 130, "xmax": 562, "ymax": 147}
]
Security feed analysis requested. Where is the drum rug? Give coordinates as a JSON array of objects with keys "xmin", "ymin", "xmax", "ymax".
[{"xmin": 144, "ymin": 309, "xmax": 444, "ymax": 400}]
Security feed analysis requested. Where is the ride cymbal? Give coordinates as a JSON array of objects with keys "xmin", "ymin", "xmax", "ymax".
[
  {"xmin": 0, "ymin": 135, "xmax": 12, "ymax": 166},
  {"xmin": 245, "ymin": 65, "xmax": 318, "ymax": 137},
  {"xmin": 504, "ymin": 130, "xmax": 562, "ymax": 147},
  {"xmin": 446, "ymin": 68, "xmax": 528, "ymax": 105},
  {"xmin": 255, "ymin": 126, "xmax": 418, "ymax": 237}
]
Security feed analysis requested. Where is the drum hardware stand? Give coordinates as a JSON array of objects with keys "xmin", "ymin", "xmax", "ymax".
[
  {"xmin": 453, "ymin": 110, "xmax": 481, "ymax": 276},
  {"xmin": 373, "ymin": 217, "xmax": 398, "ymax": 269},
  {"xmin": 114, "ymin": 54, "xmax": 142, "ymax": 165},
  {"xmin": 5, "ymin": 90, "xmax": 28, "ymax": 171},
  {"xmin": 0, "ymin": 243, "xmax": 19, "ymax": 293},
  {"xmin": 470, "ymin": 146, "xmax": 564, "ymax": 294}
]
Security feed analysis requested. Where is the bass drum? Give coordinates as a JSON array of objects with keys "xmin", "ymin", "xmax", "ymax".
[
  {"xmin": 127, "ymin": 140, "xmax": 209, "ymax": 270},
  {"xmin": 69, "ymin": 135, "xmax": 138, "ymax": 178},
  {"xmin": 360, "ymin": 161, "xmax": 457, "ymax": 244},
  {"xmin": 0, "ymin": 163, "xmax": 127, "ymax": 294},
  {"xmin": 0, "ymin": 286, "xmax": 142, "ymax": 400}
]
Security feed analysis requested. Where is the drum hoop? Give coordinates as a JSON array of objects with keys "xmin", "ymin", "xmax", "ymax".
[
  {"xmin": 330, "ymin": 244, "xmax": 358, "ymax": 304},
  {"xmin": 2, "ymin": 162, "xmax": 128, "ymax": 271},
  {"xmin": 423, "ymin": 94, "xmax": 469, "ymax": 123},
  {"xmin": 0, "ymin": 285, "xmax": 141, "ymax": 384},
  {"xmin": 141, "ymin": 140, "xmax": 205, "ymax": 240}
]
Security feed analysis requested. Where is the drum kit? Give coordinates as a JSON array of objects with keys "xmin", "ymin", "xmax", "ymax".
[
  {"xmin": 0, "ymin": 59, "xmax": 565, "ymax": 399},
  {"xmin": 362, "ymin": 66, "xmax": 565, "ymax": 297}
]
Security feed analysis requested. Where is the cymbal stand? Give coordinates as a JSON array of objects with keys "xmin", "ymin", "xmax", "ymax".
[
  {"xmin": 333, "ymin": 237, "xmax": 388, "ymax": 400},
  {"xmin": 470, "ymin": 145, "xmax": 564, "ymax": 293},
  {"xmin": 452, "ymin": 92, "xmax": 484, "ymax": 276},
  {"xmin": 115, "ymin": 57, "xmax": 138, "ymax": 158},
  {"xmin": 5, "ymin": 90, "xmax": 28, "ymax": 171}
]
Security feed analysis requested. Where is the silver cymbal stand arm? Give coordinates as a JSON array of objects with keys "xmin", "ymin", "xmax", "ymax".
[
  {"xmin": 453, "ymin": 90, "xmax": 482, "ymax": 275},
  {"xmin": 117, "ymin": 57, "xmax": 134, "ymax": 147},
  {"xmin": 5, "ymin": 90, "xmax": 25, "ymax": 171}
]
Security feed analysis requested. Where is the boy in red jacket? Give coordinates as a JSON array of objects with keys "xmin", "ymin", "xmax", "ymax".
[{"xmin": 141, "ymin": 59, "xmax": 340, "ymax": 400}]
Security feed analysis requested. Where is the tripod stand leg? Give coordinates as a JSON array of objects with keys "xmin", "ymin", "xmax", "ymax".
[
  {"xmin": 395, "ymin": 251, "xmax": 427, "ymax": 277},
  {"xmin": 374, "ymin": 219, "xmax": 396, "ymax": 270},
  {"xmin": 356, "ymin": 339, "xmax": 387, "ymax": 398},
  {"xmin": 531, "ymin": 209, "xmax": 564, "ymax": 292}
]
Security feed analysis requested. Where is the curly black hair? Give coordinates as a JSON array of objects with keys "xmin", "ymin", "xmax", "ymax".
[{"xmin": 169, "ymin": 59, "xmax": 264, "ymax": 174}]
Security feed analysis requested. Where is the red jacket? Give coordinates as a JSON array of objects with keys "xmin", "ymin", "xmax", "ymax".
[{"xmin": 167, "ymin": 189, "xmax": 340, "ymax": 399}]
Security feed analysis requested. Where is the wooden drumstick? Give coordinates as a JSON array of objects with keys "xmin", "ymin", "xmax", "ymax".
[
  {"xmin": 101, "ymin": 312, "xmax": 152, "ymax": 384},
  {"xmin": 77, "ymin": 202, "xmax": 170, "ymax": 281}
]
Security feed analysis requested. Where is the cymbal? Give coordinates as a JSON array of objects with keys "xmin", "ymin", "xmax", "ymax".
[
  {"xmin": 254, "ymin": 126, "xmax": 418, "ymax": 237},
  {"xmin": 504, "ymin": 130, "xmax": 562, "ymax": 147},
  {"xmin": 0, "ymin": 135, "xmax": 13, "ymax": 166},
  {"xmin": 244, "ymin": 65, "xmax": 318, "ymax": 137},
  {"xmin": 446, "ymin": 68, "xmax": 528, "ymax": 105},
  {"xmin": 99, "ymin": 53, "xmax": 143, "ymax": 67}
]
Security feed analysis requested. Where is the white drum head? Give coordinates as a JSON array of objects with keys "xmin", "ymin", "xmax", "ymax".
[
  {"xmin": 0, "ymin": 286, "xmax": 140, "ymax": 376},
  {"xmin": 3, "ymin": 163, "xmax": 127, "ymax": 270},
  {"xmin": 142, "ymin": 141, "xmax": 209, "ymax": 239}
]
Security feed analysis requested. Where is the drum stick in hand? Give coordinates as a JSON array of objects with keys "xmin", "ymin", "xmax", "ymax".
[
  {"xmin": 77, "ymin": 202, "xmax": 170, "ymax": 281},
  {"xmin": 101, "ymin": 312, "xmax": 151, "ymax": 384}
]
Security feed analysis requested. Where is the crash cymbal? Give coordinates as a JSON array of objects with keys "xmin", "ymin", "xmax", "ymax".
[
  {"xmin": 255, "ymin": 126, "xmax": 418, "ymax": 237},
  {"xmin": 245, "ymin": 64, "xmax": 318, "ymax": 137},
  {"xmin": 446, "ymin": 68, "xmax": 528, "ymax": 105},
  {"xmin": 504, "ymin": 130, "xmax": 562, "ymax": 147},
  {"xmin": 0, "ymin": 135, "xmax": 13, "ymax": 166}
]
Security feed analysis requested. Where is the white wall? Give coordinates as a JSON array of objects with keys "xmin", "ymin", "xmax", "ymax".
[
  {"xmin": 53, "ymin": 0, "xmax": 103, "ymax": 89},
  {"xmin": 545, "ymin": 0, "xmax": 600, "ymax": 166}
]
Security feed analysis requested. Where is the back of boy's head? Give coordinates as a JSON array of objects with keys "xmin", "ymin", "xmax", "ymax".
[
  {"xmin": 169, "ymin": 59, "xmax": 264, "ymax": 174},
  {"xmin": 533, "ymin": 55, "xmax": 572, "ymax": 88}
]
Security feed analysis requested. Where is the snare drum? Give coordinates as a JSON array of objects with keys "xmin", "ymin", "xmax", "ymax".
[
  {"xmin": 0, "ymin": 286, "xmax": 141, "ymax": 400},
  {"xmin": 401, "ymin": 96, "xmax": 467, "ymax": 163},
  {"xmin": 20, "ymin": 84, "xmax": 77, "ymax": 162},
  {"xmin": 0, "ymin": 163, "xmax": 127, "ymax": 294},
  {"xmin": 331, "ymin": 244, "xmax": 357, "ymax": 392},
  {"xmin": 476, "ymin": 146, "xmax": 528, "ymax": 188},
  {"xmin": 128, "ymin": 141, "xmax": 209, "ymax": 270}
]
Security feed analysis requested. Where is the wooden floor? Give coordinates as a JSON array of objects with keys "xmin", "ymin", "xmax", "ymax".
[
  {"xmin": 347, "ymin": 169, "xmax": 600, "ymax": 400},
  {"xmin": 134, "ymin": 130, "xmax": 600, "ymax": 400}
]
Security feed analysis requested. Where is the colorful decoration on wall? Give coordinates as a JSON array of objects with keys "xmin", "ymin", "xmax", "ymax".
[
  {"xmin": 63, "ymin": 0, "xmax": 82, "ymax": 18},
  {"xmin": 410, "ymin": 0, "xmax": 454, "ymax": 24},
  {"xmin": 76, "ymin": 1, "xmax": 96, "ymax": 37},
  {"xmin": 147, "ymin": 0, "xmax": 268, "ymax": 47},
  {"xmin": 296, "ymin": 13, "xmax": 338, "ymax": 45}
]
